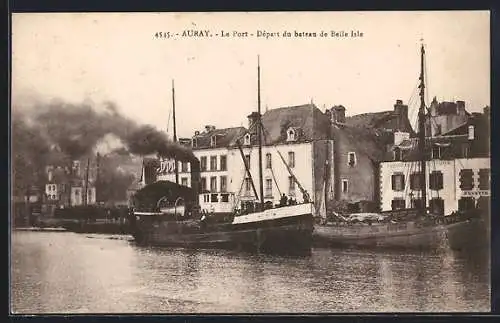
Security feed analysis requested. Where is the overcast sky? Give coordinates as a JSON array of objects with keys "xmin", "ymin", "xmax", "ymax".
[{"xmin": 12, "ymin": 11, "xmax": 490, "ymax": 138}]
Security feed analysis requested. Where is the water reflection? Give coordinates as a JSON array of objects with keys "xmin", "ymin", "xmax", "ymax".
[{"xmin": 11, "ymin": 232, "xmax": 490, "ymax": 313}]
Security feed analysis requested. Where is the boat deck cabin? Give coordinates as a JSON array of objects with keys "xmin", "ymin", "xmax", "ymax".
[{"xmin": 199, "ymin": 192, "xmax": 236, "ymax": 214}]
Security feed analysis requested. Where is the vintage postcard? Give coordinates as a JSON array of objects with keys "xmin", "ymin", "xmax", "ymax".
[{"xmin": 10, "ymin": 11, "xmax": 490, "ymax": 313}]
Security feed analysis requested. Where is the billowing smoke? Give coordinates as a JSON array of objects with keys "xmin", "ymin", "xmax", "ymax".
[
  {"xmin": 126, "ymin": 125, "xmax": 196, "ymax": 162},
  {"xmin": 15, "ymin": 99, "xmax": 196, "ymax": 163},
  {"xmin": 11, "ymin": 98, "xmax": 197, "ymax": 197}
]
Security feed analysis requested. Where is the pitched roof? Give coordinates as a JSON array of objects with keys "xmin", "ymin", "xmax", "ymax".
[
  {"xmin": 193, "ymin": 126, "xmax": 247, "ymax": 149},
  {"xmin": 258, "ymin": 104, "xmax": 330, "ymax": 145},
  {"xmin": 346, "ymin": 110, "xmax": 416, "ymax": 135},
  {"xmin": 332, "ymin": 124, "xmax": 392, "ymax": 162}
]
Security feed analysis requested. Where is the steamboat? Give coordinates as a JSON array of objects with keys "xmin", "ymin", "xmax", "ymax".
[{"xmin": 130, "ymin": 57, "xmax": 314, "ymax": 254}]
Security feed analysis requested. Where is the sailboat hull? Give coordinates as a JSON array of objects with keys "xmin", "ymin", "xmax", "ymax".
[
  {"xmin": 313, "ymin": 217, "xmax": 488, "ymax": 251},
  {"xmin": 131, "ymin": 204, "xmax": 314, "ymax": 254}
]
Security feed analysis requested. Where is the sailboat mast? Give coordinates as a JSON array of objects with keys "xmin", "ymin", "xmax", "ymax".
[
  {"xmin": 95, "ymin": 153, "xmax": 100, "ymax": 203},
  {"xmin": 257, "ymin": 55, "xmax": 264, "ymax": 209},
  {"xmin": 84, "ymin": 158, "xmax": 90, "ymax": 206},
  {"xmin": 418, "ymin": 43, "xmax": 427, "ymax": 214},
  {"xmin": 172, "ymin": 79, "xmax": 179, "ymax": 184}
]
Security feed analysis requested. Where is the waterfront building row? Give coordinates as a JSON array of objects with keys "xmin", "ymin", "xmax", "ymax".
[{"xmin": 137, "ymin": 98, "xmax": 490, "ymax": 215}]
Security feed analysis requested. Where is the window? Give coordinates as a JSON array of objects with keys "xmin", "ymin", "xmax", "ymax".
[
  {"xmin": 265, "ymin": 178, "xmax": 273, "ymax": 197},
  {"xmin": 410, "ymin": 173, "xmax": 423, "ymax": 190},
  {"xmin": 391, "ymin": 199, "xmax": 405, "ymax": 210},
  {"xmin": 431, "ymin": 145, "xmax": 441, "ymax": 159},
  {"xmin": 221, "ymin": 193, "xmax": 229, "ymax": 202},
  {"xmin": 459, "ymin": 169, "xmax": 474, "ymax": 190},
  {"xmin": 203, "ymin": 194, "xmax": 210, "ymax": 203},
  {"xmin": 200, "ymin": 156, "xmax": 207, "ymax": 171},
  {"xmin": 181, "ymin": 162, "xmax": 188, "ymax": 173},
  {"xmin": 245, "ymin": 154, "xmax": 251, "ymax": 169},
  {"xmin": 458, "ymin": 197, "xmax": 475, "ymax": 211},
  {"xmin": 210, "ymin": 176, "xmax": 217, "ymax": 192},
  {"xmin": 429, "ymin": 198, "xmax": 444, "ymax": 215},
  {"xmin": 192, "ymin": 138, "xmax": 197, "ymax": 148},
  {"xmin": 181, "ymin": 177, "xmax": 188, "ymax": 186},
  {"xmin": 341, "ymin": 179, "xmax": 349, "ymax": 194},
  {"xmin": 266, "ymin": 153, "xmax": 272, "ymax": 169},
  {"xmin": 243, "ymin": 133, "xmax": 251, "ymax": 146},
  {"xmin": 391, "ymin": 173, "xmax": 405, "ymax": 191},
  {"xmin": 220, "ymin": 155, "xmax": 227, "ymax": 171},
  {"xmin": 288, "ymin": 151, "xmax": 295, "ymax": 168},
  {"xmin": 287, "ymin": 128, "xmax": 296, "ymax": 141},
  {"xmin": 210, "ymin": 156, "xmax": 217, "ymax": 171},
  {"xmin": 211, "ymin": 193, "xmax": 218, "ymax": 202},
  {"xmin": 220, "ymin": 176, "xmax": 227, "ymax": 192},
  {"xmin": 479, "ymin": 169, "xmax": 490, "ymax": 190},
  {"xmin": 201, "ymin": 177, "xmax": 207, "ymax": 192},
  {"xmin": 288, "ymin": 176, "xmax": 296, "ymax": 194},
  {"xmin": 394, "ymin": 148, "xmax": 402, "ymax": 161},
  {"xmin": 429, "ymin": 171, "xmax": 444, "ymax": 190},
  {"xmin": 348, "ymin": 152, "xmax": 356, "ymax": 167},
  {"xmin": 244, "ymin": 178, "xmax": 252, "ymax": 194},
  {"xmin": 462, "ymin": 144, "xmax": 470, "ymax": 158},
  {"xmin": 210, "ymin": 136, "xmax": 217, "ymax": 147}
]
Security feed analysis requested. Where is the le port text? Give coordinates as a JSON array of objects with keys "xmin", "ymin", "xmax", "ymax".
[{"xmin": 153, "ymin": 29, "xmax": 365, "ymax": 40}]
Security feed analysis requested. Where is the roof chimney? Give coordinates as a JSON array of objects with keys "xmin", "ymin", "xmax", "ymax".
[
  {"xmin": 394, "ymin": 99, "xmax": 408, "ymax": 131},
  {"xmin": 247, "ymin": 112, "xmax": 260, "ymax": 133},
  {"xmin": 331, "ymin": 105, "xmax": 346, "ymax": 124},
  {"xmin": 204, "ymin": 125, "xmax": 216, "ymax": 133},
  {"xmin": 456, "ymin": 101, "xmax": 466, "ymax": 116}
]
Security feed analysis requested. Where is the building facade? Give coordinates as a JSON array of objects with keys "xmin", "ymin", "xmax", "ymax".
[
  {"xmin": 141, "ymin": 104, "xmax": 332, "ymax": 213},
  {"xmin": 425, "ymin": 98, "xmax": 470, "ymax": 137},
  {"xmin": 324, "ymin": 99, "xmax": 414, "ymax": 212},
  {"xmin": 379, "ymin": 108, "xmax": 490, "ymax": 215}
]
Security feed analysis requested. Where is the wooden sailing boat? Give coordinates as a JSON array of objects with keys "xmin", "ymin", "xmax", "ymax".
[
  {"xmin": 312, "ymin": 43, "xmax": 489, "ymax": 251},
  {"xmin": 131, "ymin": 57, "xmax": 315, "ymax": 254}
]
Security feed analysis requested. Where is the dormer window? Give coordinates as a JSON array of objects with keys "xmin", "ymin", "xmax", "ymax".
[
  {"xmin": 347, "ymin": 152, "xmax": 356, "ymax": 167},
  {"xmin": 287, "ymin": 128, "xmax": 296, "ymax": 142},
  {"xmin": 192, "ymin": 138, "xmax": 198, "ymax": 148},
  {"xmin": 243, "ymin": 133, "xmax": 251, "ymax": 146},
  {"xmin": 432, "ymin": 145, "xmax": 441, "ymax": 159},
  {"xmin": 210, "ymin": 135, "xmax": 217, "ymax": 148}
]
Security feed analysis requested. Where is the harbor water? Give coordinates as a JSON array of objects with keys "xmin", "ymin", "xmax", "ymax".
[{"xmin": 11, "ymin": 231, "xmax": 490, "ymax": 313}]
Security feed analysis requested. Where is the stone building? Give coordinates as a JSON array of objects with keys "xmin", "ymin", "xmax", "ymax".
[
  {"xmin": 425, "ymin": 98, "xmax": 471, "ymax": 137},
  {"xmin": 144, "ymin": 103, "xmax": 332, "ymax": 213},
  {"xmin": 324, "ymin": 99, "xmax": 414, "ymax": 212},
  {"xmin": 379, "ymin": 107, "xmax": 490, "ymax": 215}
]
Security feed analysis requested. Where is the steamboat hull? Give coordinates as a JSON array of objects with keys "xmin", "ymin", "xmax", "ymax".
[
  {"xmin": 132, "ymin": 212, "xmax": 313, "ymax": 254},
  {"xmin": 313, "ymin": 217, "xmax": 487, "ymax": 251}
]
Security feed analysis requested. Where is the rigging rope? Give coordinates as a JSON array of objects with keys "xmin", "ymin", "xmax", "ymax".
[{"xmin": 166, "ymin": 109, "xmax": 172, "ymax": 135}]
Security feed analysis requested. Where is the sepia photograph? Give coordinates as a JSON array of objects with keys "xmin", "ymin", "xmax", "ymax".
[{"xmin": 10, "ymin": 11, "xmax": 491, "ymax": 313}]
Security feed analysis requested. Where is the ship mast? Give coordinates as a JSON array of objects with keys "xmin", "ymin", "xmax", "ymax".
[
  {"xmin": 417, "ymin": 42, "xmax": 427, "ymax": 214},
  {"xmin": 172, "ymin": 79, "xmax": 179, "ymax": 184},
  {"xmin": 84, "ymin": 158, "xmax": 90, "ymax": 206},
  {"xmin": 257, "ymin": 55, "xmax": 264, "ymax": 210}
]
